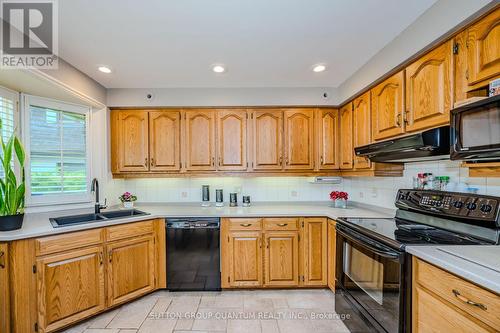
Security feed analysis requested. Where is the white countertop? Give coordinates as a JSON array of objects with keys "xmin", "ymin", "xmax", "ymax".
[
  {"xmin": 407, "ymin": 245, "xmax": 500, "ymax": 295},
  {"xmin": 0, "ymin": 201, "xmax": 394, "ymax": 241}
]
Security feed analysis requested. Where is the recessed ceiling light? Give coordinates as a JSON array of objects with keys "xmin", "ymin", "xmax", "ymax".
[
  {"xmin": 98, "ymin": 66, "xmax": 112, "ymax": 74},
  {"xmin": 212, "ymin": 65, "xmax": 225, "ymax": 73},
  {"xmin": 313, "ymin": 64, "xmax": 326, "ymax": 73}
]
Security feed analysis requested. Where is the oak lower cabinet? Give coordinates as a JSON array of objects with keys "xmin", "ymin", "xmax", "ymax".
[
  {"xmin": 221, "ymin": 217, "xmax": 327, "ymax": 289},
  {"xmin": 327, "ymin": 219, "xmax": 336, "ymax": 292},
  {"xmin": 412, "ymin": 257, "xmax": 500, "ymax": 332},
  {"xmin": 106, "ymin": 235, "xmax": 156, "ymax": 307},
  {"xmin": 36, "ymin": 246, "xmax": 106, "ymax": 332},
  {"xmin": 0, "ymin": 243, "xmax": 10, "ymax": 333}
]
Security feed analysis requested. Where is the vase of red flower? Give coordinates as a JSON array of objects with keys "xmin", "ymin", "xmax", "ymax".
[
  {"xmin": 119, "ymin": 192, "xmax": 137, "ymax": 209},
  {"xmin": 330, "ymin": 191, "xmax": 348, "ymax": 208}
]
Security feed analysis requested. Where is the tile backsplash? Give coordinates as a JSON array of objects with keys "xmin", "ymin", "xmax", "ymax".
[{"xmin": 105, "ymin": 161, "xmax": 500, "ymax": 209}]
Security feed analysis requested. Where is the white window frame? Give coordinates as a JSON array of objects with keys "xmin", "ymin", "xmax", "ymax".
[
  {"xmin": 22, "ymin": 94, "xmax": 92, "ymax": 206},
  {"xmin": 0, "ymin": 85, "xmax": 21, "ymax": 176}
]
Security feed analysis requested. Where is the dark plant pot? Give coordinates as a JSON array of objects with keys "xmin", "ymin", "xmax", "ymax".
[{"xmin": 0, "ymin": 213, "xmax": 24, "ymax": 231}]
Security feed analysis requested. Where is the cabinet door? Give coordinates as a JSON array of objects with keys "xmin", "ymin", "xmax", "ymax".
[
  {"xmin": 217, "ymin": 109, "xmax": 248, "ymax": 171},
  {"xmin": 283, "ymin": 109, "xmax": 315, "ymax": 170},
  {"xmin": 353, "ymin": 92, "xmax": 372, "ymax": 169},
  {"xmin": 371, "ymin": 71, "xmax": 405, "ymax": 141},
  {"xmin": 114, "ymin": 110, "xmax": 149, "ymax": 172},
  {"xmin": 227, "ymin": 231, "xmax": 263, "ymax": 287},
  {"xmin": 184, "ymin": 110, "xmax": 216, "ymax": 171},
  {"xmin": 36, "ymin": 246, "xmax": 105, "ymax": 333},
  {"xmin": 149, "ymin": 110, "xmax": 181, "ymax": 171},
  {"xmin": 252, "ymin": 109, "xmax": 283, "ymax": 170},
  {"xmin": 302, "ymin": 218, "xmax": 327, "ymax": 286},
  {"xmin": 466, "ymin": 10, "xmax": 500, "ymax": 86},
  {"xmin": 318, "ymin": 109, "xmax": 339, "ymax": 170},
  {"xmin": 0, "ymin": 243, "xmax": 9, "ymax": 333},
  {"xmin": 327, "ymin": 220, "xmax": 336, "ymax": 292},
  {"xmin": 264, "ymin": 231, "xmax": 299, "ymax": 287},
  {"xmin": 405, "ymin": 41, "xmax": 453, "ymax": 132},
  {"xmin": 339, "ymin": 103, "xmax": 353, "ymax": 170},
  {"xmin": 107, "ymin": 235, "xmax": 156, "ymax": 307}
]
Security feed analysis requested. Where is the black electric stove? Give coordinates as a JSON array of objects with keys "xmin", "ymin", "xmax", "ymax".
[{"xmin": 335, "ymin": 189, "xmax": 500, "ymax": 333}]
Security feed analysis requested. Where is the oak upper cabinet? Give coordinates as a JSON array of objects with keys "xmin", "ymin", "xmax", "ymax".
[
  {"xmin": 252, "ymin": 109, "xmax": 283, "ymax": 170},
  {"xmin": 466, "ymin": 9, "xmax": 500, "ymax": 87},
  {"xmin": 353, "ymin": 92, "xmax": 372, "ymax": 169},
  {"xmin": 339, "ymin": 103, "xmax": 353, "ymax": 170},
  {"xmin": 0, "ymin": 243, "xmax": 9, "ymax": 333},
  {"xmin": 327, "ymin": 220, "xmax": 336, "ymax": 292},
  {"xmin": 106, "ymin": 235, "xmax": 156, "ymax": 307},
  {"xmin": 371, "ymin": 71, "xmax": 405, "ymax": 141},
  {"xmin": 36, "ymin": 246, "xmax": 106, "ymax": 333},
  {"xmin": 264, "ymin": 231, "xmax": 299, "ymax": 287},
  {"xmin": 217, "ymin": 109, "xmax": 248, "ymax": 171},
  {"xmin": 405, "ymin": 40, "xmax": 453, "ymax": 133},
  {"xmin": 112, "ymin": 110, "xmax": 149, "ymax": 172},
  {"xmin": 283, "ymin": 109, "xmax": 315, "ymax": 170},
  {"xmin": 318, "ymin": 109, "xmax": 340, "ymax": 170},
  {"xmin": 149, "ymin": 111, "xmax": 181, "ymax": 171},
  {"xmin": 302, "ymin": 218, "xmax": 327, "ymax": 286},
  {"xmin": 184, "ymin": 110, "xmax": 216, "ymax": 171},
  {"xmin": 227, "ymin": 230, "xmax": 263, "ymax": 288}
]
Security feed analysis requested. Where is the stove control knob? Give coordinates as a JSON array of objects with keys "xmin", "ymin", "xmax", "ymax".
[
  {"xmin": 480, "ymin": 204, "xmax": 492, "ymax": 213},
  {"xmin": 435, "ymin": 201, "xmax": 442, "ymax": 207},
  {"xmin": 466, "ymin": 202, "xmax": 477, "ymax": 210},
  {"xmin": 453, "ymin": 201, "xmax": 464, "ymax": 209}
]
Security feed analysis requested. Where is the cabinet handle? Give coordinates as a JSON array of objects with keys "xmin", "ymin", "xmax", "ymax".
[
  {"xmin": 144, "ymin": 158, "xmax": 148, "ymax": 166},
  {"xmin": 99, "ymin": 252, "xmax": 103, "ymax": 266},
  {"xmin": 150, "ymin": 158, "xmax": 155, "ymax": 167},
  {"xmin": 0, "ymin": 251, "xmax": 5, "ymax": 269},
  {"xmin": 320, "ymin": 156, "xmax": 324, "ymax": 165},
  {"xmin": 452, "ymin": 289, "xmax": 487, "ymax": 311},
  {"xmin": 404, "ymin": 110, "xmax": 410, "ymax": 125},
  {"xmin": 108, "ymin": 251, "xmax": 113, "ymax": 263},
  {"xmin": 277, "ymin": 223, "xmax": 288, "ymax": 227},
  {"xmin": 240, "ymin": 223, "xmax": 252, "ymax": 227},
  {"xmin": 279, "ymin": 156, "xmax": 283, "ymax": 165},
  {"xmin": 219, "ymin": 157, "xmax": 222, "ymax": 166},
  {"xmin": 212, "ymin": 157, "xmax": 215, "ymax": 167},
  {"xmin": 396, "ymin": 114, "xmax": 401, "ymax": 127},
  {"xmin": 266, "ymin": 239, "xmax": 269, "ymax": 249}
]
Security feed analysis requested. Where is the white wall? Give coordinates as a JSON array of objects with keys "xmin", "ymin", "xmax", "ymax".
[
  {"xmin": 105, "ymin": 161, "xmax": 500, "ymax": 208},
  {"xmin": 106, "ymin": 87, "xmax": 337, "ymax": 107}
]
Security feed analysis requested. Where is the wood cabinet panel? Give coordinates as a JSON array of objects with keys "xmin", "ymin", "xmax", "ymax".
[
  {"xmin": 36, "ymin": 246, "xmax": 105, "ymax": 333},
  {"xmin": 371, "ymin": 71, "xmax": 405, "ymax": 140},
  {"xmin": 106, "ymin": 235, "xmax": 156, "ymax": 307},
  {"xmin": 467, "ymin": 9, "xmax": 500, "ymax": 86},
  {"xmin": 318, "ymin": 109, "xmax": 339, "ymax": 170},
  {"xmin": 114, "ymin": 110, "xmax": 150, "ymax": 172},
  {"xmin": 184, "ymin": 110, "xmax": 216, "ymax": 171},
  {"xmin": 149, "ymin": 111, "xmax": 181, "ymax": 171},
  {"xmin": 264, "ymin": 231, "xmax": 299, "ymax": 287},
  {"xmin": 36, "ymin": 229, "xmax": 104, "ymax": 256},
  {"xmin": 263, "ymin": 217, "xmax": 299, "ymax": 231},
  {"xmin": 105, "ymin": 220, "xmax": 154, "ymax": 242},
  {"xmin": 339, "ymin": 103, "xmax": 353, "ymax": 170},
  {"xmin": 327, "ymin": 220, "xmax": 336, "ymax": 292},
  {"xmin": 217, "ymin": 109, "xmax": 248, "ymax": 171},
  {"xmin": 405, "ymin": 41, "xmax": 453, "ymax": 132},
  {"xmin": 283, "ymin": 109, "xmax": 315, "ymax": 170},
  {"xmin": 252, "ymin": 109, "xmax": 283, "ymax": 170},
  {"xmin": 353, "ymin": 92, "xmax": 372, "ymax": 169},
  {"xmin": 227, "ymin": 231, "xmax": 263, "ymax": 287},
  {"xmin": 0, "ymin": 243, "xmax": 9, "ymax": 333},
  {"xmin": 227, "ymin": 218, "xmax": 262, "ymax": 231},
  {"xmin": 302, "ymin": 218, "xmax": 327, "ymax": 286}
]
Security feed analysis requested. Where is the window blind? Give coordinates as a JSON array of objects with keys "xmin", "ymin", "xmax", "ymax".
[{"xmin": 29, "ymin": 105, "xmax": 87, "ymax": 195}]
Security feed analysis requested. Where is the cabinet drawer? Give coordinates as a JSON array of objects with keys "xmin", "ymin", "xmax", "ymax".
[
  {"xmin": 106, "ymin": 220, "xmax": 154, "ymax": 242},
  {"xmin": 36, "ymin": 229, "xmax": 104, "ymax": 256},
  {"xmin": 263, "ymin": 218, "xmax": 299, "ymax": 230},
  {"xmin": 414, "ymin": 258, "xmax": 500, "ymax": 329},
  {"xmin": 227, "ymin": 218, "xmax": 262, "ymax": 231}
]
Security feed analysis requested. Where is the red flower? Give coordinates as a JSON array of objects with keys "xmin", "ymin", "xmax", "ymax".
[{"xmin": 330, "ymin": 191, "xmax": 348, "ymax": 201}]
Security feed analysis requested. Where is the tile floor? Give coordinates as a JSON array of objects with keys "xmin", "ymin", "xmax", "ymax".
[{"xmin": 60, "ymin": 289, "xmax": 351, "ymax": 333}]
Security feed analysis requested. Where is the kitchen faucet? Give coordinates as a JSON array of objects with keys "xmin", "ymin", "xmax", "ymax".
[{"xmin": 91, "ymin": 178, "xmax": 107, "ymax": 214}]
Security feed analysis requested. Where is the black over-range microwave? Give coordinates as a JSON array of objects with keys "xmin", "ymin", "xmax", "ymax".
[{"xmin": 450, "ymin": 95, "xmax": 500, "ymax": 161}]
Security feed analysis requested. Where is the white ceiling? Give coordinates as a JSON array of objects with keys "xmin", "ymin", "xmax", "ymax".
[{"xmin": 58, "ymin": 0, "xmax": 438, "ymax": 89}]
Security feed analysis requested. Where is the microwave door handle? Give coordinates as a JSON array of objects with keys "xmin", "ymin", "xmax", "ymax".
[{"xmin": 337, "ymin": 228, "xmax": 401, "ymax": 260}]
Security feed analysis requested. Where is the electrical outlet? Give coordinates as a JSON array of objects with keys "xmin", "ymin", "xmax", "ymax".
[
  {"xmin": 371, "ymin": 188, "xmax": 378, "ymax": 198},
  {"xmin": 359, "ymin": 192, "xmax": 364, "ymax": 198},
  {"xmin": 291, "ymin": 190, "xmax": 298, "ymax": 198},
  {"xmin": 181, "ymin": 191, "xmax": 188, "ymax": 198}
]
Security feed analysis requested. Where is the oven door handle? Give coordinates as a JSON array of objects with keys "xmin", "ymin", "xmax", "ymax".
[{"xmin": 337, "ymin": 227, "xmax": 401, "ymax": 260}]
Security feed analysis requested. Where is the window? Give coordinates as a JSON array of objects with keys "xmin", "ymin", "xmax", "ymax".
[
  {"xmin": 0, "ymin": 86, "xmax": 18, "ymax": 177},
  {"xmin": 23, "ymin": 95, "xmax": 91, "ymax": 206}
]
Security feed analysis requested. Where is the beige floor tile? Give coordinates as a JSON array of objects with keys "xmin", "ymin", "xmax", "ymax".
[
  {"xmin": 83, "ymin": 329, "xmax": 120, "ymax": 333},
  {"xmin": 61, "ymin": 319, "xmax": 94, "ymax": 333},
  {"xmin": 89, "ymin": 309, "xmax": 120, "ymax": 328},
  {"xmin": 191, "ymin": 308, "xmax": 231, "ymax": 331},
  {"xmin": 243, "ymin": 297, "xmax": 274, "ymax": 312},
  {"xmin": 118, "ymin": 330, "xmax": 138, "ymax": 333},
  {"xmin": 227, "ymin": 319, "xmax": 261, "ymax": 333},
  {"xmin": 167, "ymin": 296, "xmax": 201, "ymax": 313},
  {"xmin": 108, "ymin": 297, "xmax": 158, "ymax": 329},
  {"xmin": 212, "ymin": 294, "xmax": 244, "ymax": 308},
  {"xmin": 277, "ymin": 318, "xmax": 314, "ymax": 333},
  {"xmin": 137, "ymin": 318, "xmax": 177, "ymax": 333},
  {"xmin": 260, "ymin": 320, "xmax": 279, "ymax": 333}
]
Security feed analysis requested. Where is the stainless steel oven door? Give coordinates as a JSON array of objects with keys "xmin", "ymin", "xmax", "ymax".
[{"xmin": 336, "ymin": 224, "xmax": 404, "ymax": 333}]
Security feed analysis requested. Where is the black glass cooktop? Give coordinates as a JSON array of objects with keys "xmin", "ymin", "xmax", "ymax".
[{"xmin": 337, "ymin": 217, "xmax": 489, "ymax": 250}]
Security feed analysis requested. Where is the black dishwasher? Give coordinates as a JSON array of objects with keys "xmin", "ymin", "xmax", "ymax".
[{"xmin": 166, "ymin": 218, "xmax": 221, "ymax": 291}]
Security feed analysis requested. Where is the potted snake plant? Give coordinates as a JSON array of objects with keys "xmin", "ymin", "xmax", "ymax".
[{"xmin": 0, "ymin": 120, "xmax": 25, "ymax": 231}]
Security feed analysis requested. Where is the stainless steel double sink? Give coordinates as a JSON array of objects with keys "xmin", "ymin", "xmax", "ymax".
[{"xmin": 50, "ymin": 209, "xmax": 149, "ymax": 228}]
